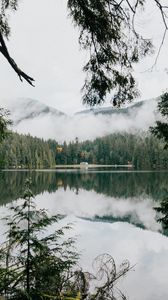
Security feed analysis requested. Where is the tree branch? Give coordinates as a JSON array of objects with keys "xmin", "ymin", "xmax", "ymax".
[
  {"xmin": 154, "ymin": 0, "xmax": 168, "ymax": 30},
  {"xmin": 125, "ymin": 0, "xmax": 135, "ymax": 13},
  {"xmin": 146, "ymin": 0, "xmax": 168, "ymax": 70},
  {"xmin": 0, "ymin": 32, "xmax": 35, "ymax": 86}
]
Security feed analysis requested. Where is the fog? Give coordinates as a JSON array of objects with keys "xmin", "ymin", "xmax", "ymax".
[{"xmin": 2, "ymin": 97, "xmax": 160, "ymax": 142}]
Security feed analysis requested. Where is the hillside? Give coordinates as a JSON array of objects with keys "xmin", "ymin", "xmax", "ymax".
[
  {"xmin": 0, "ymin": 97, "xmax": 160, "ymax": 141},
  {"xmin": 76, "ymin": 98, "xmax": 158, "ymax": 116}
]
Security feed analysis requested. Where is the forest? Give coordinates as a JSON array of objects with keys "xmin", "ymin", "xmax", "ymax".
[
  {"xmin": 1, "ymin": 0, "xmax": 168, "ymax": 299},
  {"xmin": 0, "ymin": 131, "xmax": 168, "ymax": 170}
]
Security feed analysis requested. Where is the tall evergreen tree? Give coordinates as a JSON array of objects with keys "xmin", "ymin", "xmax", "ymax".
[
  {"xmin": 151, "ymin": 92, "xmax": 168, "ymax": 148},
  {"xmin": 0, "ymin": 178, "xmax": 78, "ymax": 299},
  {"xmin": 0, "ymin": 108, "xmax": 11, "ymax": 143}
]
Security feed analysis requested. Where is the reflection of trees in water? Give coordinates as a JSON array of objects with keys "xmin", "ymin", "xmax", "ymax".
[
  {"xmin": 0, "ymin": 171, "xmax": 58, "ymax": 205},
  {"xmin": 1, "ymin": 171, "xmax": 168, "ymax": 205},
  {"xmin": 88, "ymin": 214, "xmax": 146, "ymax": 230}
]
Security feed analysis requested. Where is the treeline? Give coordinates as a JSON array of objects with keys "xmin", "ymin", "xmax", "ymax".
[
  {"xmin": 79, "ymin": 133, "xmax": 168, "ymax": 169},
  {"xmin": 0, "ymin": 132, "xmax": 168, "ymax": 169},
  {"xmin": 52, "ymin": 133, "xmax": 168, "ymax": 169},
  {"xmin": 0, "ymin": 133, "xmax": 56, "ymax": 168}
]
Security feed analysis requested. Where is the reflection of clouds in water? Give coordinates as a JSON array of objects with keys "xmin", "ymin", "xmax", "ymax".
[
  {"xmin": 0, "ymin": 190, "xmax": 168, "ymax": 299},
  {"xmin": 60, "ymin": 216, "xmax": 168, "ymax": 300},
  {"xmin": 0, "ymin": 205, "xmax": 11, "ymax": 240},
  {"xmin": 35, "ymin": 188, "xmax": 161, "ymax": 231}
]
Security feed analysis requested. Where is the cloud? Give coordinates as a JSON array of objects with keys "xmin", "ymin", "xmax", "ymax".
[
  {"xmin": 33, "ymin": 188, "xmax": 161, "ymax": 232},
  {"xmin": 71, "ymin": 217, "xmax": 168, "ymax": 300},
  {"xmin": 4, "ymin": 98, "xmax": 160, "ymax": 143},
  {"xmin": 0, "ymin": 188, "xmax": 167, "ymax": 300}
]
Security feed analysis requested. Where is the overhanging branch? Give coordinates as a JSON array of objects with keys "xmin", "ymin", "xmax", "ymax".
[{"xmin": 0, "ymin": 32, "xmax": 35, "ymax": 86}]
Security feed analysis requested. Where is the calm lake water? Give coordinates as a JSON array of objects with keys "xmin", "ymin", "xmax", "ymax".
[{"xmin": 1, "ymin": 169, "xmax": 168, "ymax": 300}]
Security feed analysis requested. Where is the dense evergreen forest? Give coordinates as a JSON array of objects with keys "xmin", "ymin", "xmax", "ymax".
[{"xmin": 0, "ymin": 131, "xmax": 168, "ymax": 169}]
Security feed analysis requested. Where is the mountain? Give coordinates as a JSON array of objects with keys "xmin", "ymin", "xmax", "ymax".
[
  {"xmin": 76, "ymin": 98, "xmax": 159, "ymax": 116},
  {"xmin": 3, "ymin": 98, "xmax": 66, "ymax": 125},
  {"xmin": 0, "ymin": 97, "xmax": 160, "ymax": 142}
]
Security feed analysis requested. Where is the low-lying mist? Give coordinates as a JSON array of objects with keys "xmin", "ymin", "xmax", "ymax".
[{"xmin": 3, "ymin": 98, "xmax": 160, "ymax": 142}]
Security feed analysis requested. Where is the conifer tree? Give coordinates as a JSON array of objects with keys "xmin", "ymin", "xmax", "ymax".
[
  {"xmin": 0, "ymin": 108, "xmax": 11, "ymax": 143},
  {"xmin": 151, "ymin": 92, "xmax": 168, "ymax": 148},
  {"xmin": 151, "ymin": 92, "xmax": 168, "ymax": 235},
  {"xmin": 0, "ymin": 178, "xmax": 78, "ymax": 299}
]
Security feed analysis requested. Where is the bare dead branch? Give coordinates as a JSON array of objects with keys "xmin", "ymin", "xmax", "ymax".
[
  {"xmin": 142, "ymin": 1, "xmax": 168, "ymax": 71},
  {"xmin": 154, "ymin": 0, "xmax": 168, "ymax": 30},
  {"xmin": 0, "ymin": 32, "xmax": 35, "ymax": 86},
  {"xmin": 153, "ymin": 28, "xmax": 167, "ymax": 68},
  {"xmin": 125, "ymin": 0, "xmax": 135, "ymax": 14}
]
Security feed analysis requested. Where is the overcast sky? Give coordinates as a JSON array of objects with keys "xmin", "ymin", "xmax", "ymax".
[{"xmin": 0, "ymin": 0, "xmax": 168, "ymax": 114}]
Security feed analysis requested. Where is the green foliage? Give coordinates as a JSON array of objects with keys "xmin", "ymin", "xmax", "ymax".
[
  {"xmin": 1, "ymin": 0, "xmax": 167, "ymax": 105},
  {"xmin": 0, "ymin": 0, "xmax": 18, "ymax": 37},
  {"xmin": 151, "ymin": 93, "xmax": 168, "ymax": 148},
  {"xmin": 0, "ymin": 178, "xmax": 132, "ymax": 299},
  {"xmin": 0, "ymin": 132, "xmax": 56, "ymax": 169},
  {"xmin": 0, "ymin": 178, "xmax": 78, "ymax": 299},
  {"xmin": 0, "ymin": 108, "xmax": 11, "ymax": 143},
  {"xmin": 0, "ymin": 107, "xmax": 11, "ymax": 169},
  {"xmin": 1, "ymin": 168, "xmax": 168, "ymax": 206},
  {"xmin": 155, "ymin": 198, "xmax": 168, "ymax": 229},
  {"xmin": 151, "ymin": 93, "xmax": 168, "ymax": 235},
  {"xmin": 55, "ymin": 132, "xmax": 168, "ymax": 169},
  {"xmin": 68, "ymin": 0, "xmax": 153, "ymax": 106},
  {"xmin": 1, "ymin": 131, "xmax": 168, "ymax": 170},
  {"xmin": 157, "ymin": 92, "xmax": 168, "ymax": 116},
  {"xmin": 154, "ymin": 198, "xmax": 168, "ymax": 236}
]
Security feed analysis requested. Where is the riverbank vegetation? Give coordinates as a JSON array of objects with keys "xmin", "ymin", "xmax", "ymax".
[
  {"xmin": 0, "ymin": 131, "xmax": 168, "ymax": 170},
  {"xmin": 0, "ymin": 179, "xmax": 131, "ymax": 300}
]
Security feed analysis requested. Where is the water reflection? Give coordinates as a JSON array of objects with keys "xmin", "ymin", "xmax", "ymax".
[
  {"xmin": 34, "ymin": 188, "xmax": 160, "ymax": 231},
  {"xmin": 65, "ymin": 216, "xmax": 168, "ymax": 300},
  {"xmin": 1, "ymin": 170, "xmax": 168, "ymax": 299},
  {"xmin": 1, "ymin": 170, "xmax": 168, "ymax": 231},
  {"xmin": 1, "ymin": 170, "xmax": 168, "ymax": 204}
]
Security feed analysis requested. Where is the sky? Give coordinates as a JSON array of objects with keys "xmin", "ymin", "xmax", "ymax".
[{"xmin": 1, "ymin": 0, "xmax": 168, "ymax": 114}]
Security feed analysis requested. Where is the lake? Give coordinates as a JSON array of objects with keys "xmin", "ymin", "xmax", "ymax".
[{"xmin": 0, "ymin": 169, "xmax": 168, "ymax": 300}]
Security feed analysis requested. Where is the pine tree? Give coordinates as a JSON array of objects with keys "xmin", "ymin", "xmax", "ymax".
[
  {"xmin": 0, "ymin": 178, "xmax": 78, "ymax": 300},
  {"xmin": 151, "ymin": 92, "xmax": 168, "ymax": 148},
  {"xmin": 0, "ymin": 108, "xmax": 11, "ymax": 143},
  {"xmin": 154, "ymin": 198, "xmax": 168, "ymax": 236}
]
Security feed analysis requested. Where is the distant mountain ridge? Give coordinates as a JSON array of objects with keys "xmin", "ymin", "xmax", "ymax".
[
  {"xmin": 0, "ymin": 97, "xmax": 160, "ymax": 142},
  {"xmin": 76, "ymin": 98, "xmax": 159, "ymax": 116},
  {"xmin": 3, "ymin": 97, "xmax": 158, "ymax": 120},
  {"xmin": 4, "ymin": 98, "xmax": 66, "ymax": 125}
]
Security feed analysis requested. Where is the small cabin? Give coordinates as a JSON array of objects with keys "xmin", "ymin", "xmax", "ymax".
[{"xmin": 80, "ymin": 162, "xmax": 88, "ymax": 169}]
